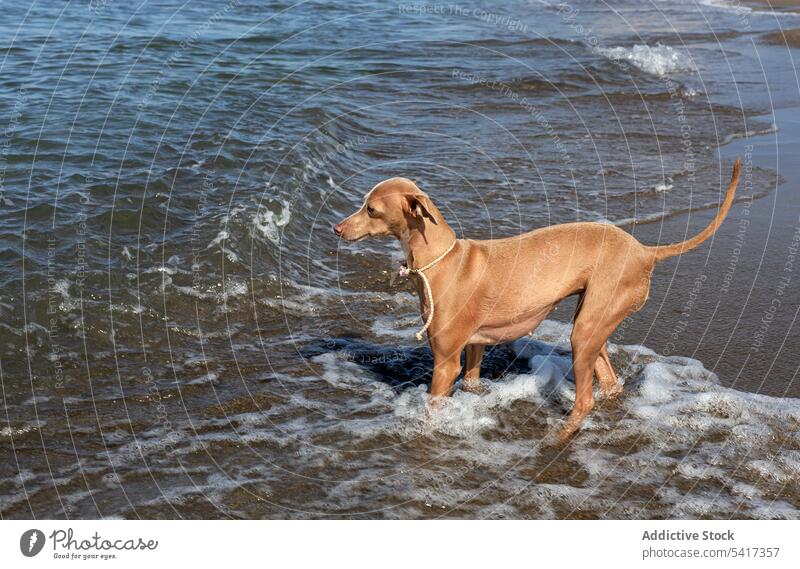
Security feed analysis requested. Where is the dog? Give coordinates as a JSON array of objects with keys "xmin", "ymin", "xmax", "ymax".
[{"xmin": 333, "ymin": 160, "xmax": 740, "ymax": 440}]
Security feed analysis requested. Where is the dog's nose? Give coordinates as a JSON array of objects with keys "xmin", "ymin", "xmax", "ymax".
[{"xmin": 333, "ymin": 223, "xmax": 344, "ymax": 236}]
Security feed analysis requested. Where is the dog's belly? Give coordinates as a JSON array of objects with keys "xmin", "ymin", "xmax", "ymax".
[{"xmin": 467, "ymin": 305, "xmax": 553, "ymax": 345}]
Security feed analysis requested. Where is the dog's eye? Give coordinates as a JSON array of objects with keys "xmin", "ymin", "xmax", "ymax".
[{"xmin": 366, "ymin": 205, "xmax": 377, "ymax": 217}]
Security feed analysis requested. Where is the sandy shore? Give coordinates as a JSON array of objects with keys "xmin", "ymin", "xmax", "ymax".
[
  {"xmin": 746, "ymin": 0, "xmax": 800, "ymax": 12},
  {"xmin": 746, "ymin": 0, "xmax": 800, "ymax": 46},
  {"xmin": 552, "ymin": 107, "xmax": 800, "ymax": 398},
  {"xmin": 746, "ymin": 0, "xmax": 800, "ymax": 67},
  {"xmin": 761, "ymin": 28, "xmax": 800, "ymax": 48},
  {"xmin": 636, "ymin": 117, "xmax": 800, "ymax": 398}
]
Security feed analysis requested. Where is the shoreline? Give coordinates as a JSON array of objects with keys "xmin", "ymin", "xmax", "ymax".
[
  {"xmin": 761, "ymin": 28, "xmax": 800, "ymax": 48},
  {"xmin": 745, "ymin": 1, "xmax": 800, "ymax": 46},
  {"xmin": 554, "ymin": 106, "xmax": 800, "ymax": 398},
  {"xmin": 745, "ymin": 0, "xmax": 800, "ymax": 12}
]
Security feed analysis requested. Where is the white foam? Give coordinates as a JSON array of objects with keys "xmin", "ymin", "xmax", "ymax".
[
  {"xmin": 35, "ymin": 317, "xmax": 798, "ymax": 519},
  {"xmin": 252, "ymin": 199, "xmax": 291, "ymax": 245},
  {"xmin": 371, "ymin": 314, "xmax": 420, "ymax": 341},
  {"xmin": 188, "ymin": 372, "xmax": 219, "ymax": 386},
  {"xmin": 599, "ymin": 44, "xmax": 697, "ymax": 76},
  {"xmin": 700, "ymin": 0, "xmax": 800, "ymax": 17},
  {"xmin": 208, "ymin": 229, "xmax": 229, "ymax": 248},
  {"xmin": 52, "ymin": 279, "xmax": 78, "ymax": 311},
  {"xmin": 612, "ymin": 211, "xmax": 669, "ymax": 227},
  {"xmin": 223, "ymin": 278, "xmax": 248, "ymax": 299},
  {"xmin": 172, "ymin": 277, "xmax": 247, "ymax": 302},
  {"xmin": 723, "ymin": 123, "xmax": 779, "ymax": 144},
  {"xmin": 1, "ymin": 418, "xmax": 46, "ymax": 438},
  {"xmin": 302, "ymin": 319, "xmax": 800, "ymax": 516}
]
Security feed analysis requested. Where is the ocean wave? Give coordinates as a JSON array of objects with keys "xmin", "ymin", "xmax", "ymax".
[
  {"xmin": 701, "ymin": 0, "xmax": 800, "ymax": 17},
  {"xmin": 5, "ymin": 317, "xmax": 798, "ymax": 518},
  {"xmin": 168, "ymin": 319, "xmax": 798, "ymax": 518},
  {"xmin": 303, "ymin": 319, "xmax": 800, "ymax": 517},
  {"xmin": 252, "ymin": 199, "xmax": 292, "ymax": 245},
  {"xmin": 169, "ymin": 276, "xmax": 249, "ymax": 303},
  {"xmin": 722, "ymin": 123, "xmax": 779, "ymax": 144},
  {"xmin": 598, "ymin": 44, "xmax": 697, "ymax": 77}
]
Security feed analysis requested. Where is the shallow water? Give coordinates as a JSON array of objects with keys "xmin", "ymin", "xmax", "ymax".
[{"xmin": 1, "ymin": 0, "xmax": 799, "ymax": 518}]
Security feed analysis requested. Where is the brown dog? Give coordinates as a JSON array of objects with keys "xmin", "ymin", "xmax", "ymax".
[{"xmin": 334, "ymin": 160, "xmax": 740, "ymax": 440}]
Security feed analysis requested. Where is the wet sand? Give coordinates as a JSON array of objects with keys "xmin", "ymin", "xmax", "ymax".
[
  {"xmin": 747, "ymin": 0, "xmax": 800, "ymax": 12},
  {"xmin": 761, "ymin": 28, "xmax": 800, "ymax": 48},
  {"xmin": 750, "ymin": 0, "xmax": 800, "ymax": 46},
  {"xmin": 553, "ymin": 107, "xmax": 800, "ymax": 398}
]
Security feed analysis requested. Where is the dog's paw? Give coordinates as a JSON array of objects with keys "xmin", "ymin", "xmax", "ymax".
[
  {"xmin": 461, "ymin": 379, "xmax": 487, "ymax": 394},
  {"xmin": 551, "ymin": 416, "xmax": 585, "ymax": 446},
  {"xmin": 425, "ymin": 395, "xmax": 448, "ymax": 415},
  {"xmin": 601, "ymin": 382, "xmax": 624, "ymax": 398}
]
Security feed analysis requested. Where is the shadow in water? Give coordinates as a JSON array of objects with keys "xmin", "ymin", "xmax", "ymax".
[{"xmin": 301, "ymin": 336, "xmax": 537, "ymax": 392}]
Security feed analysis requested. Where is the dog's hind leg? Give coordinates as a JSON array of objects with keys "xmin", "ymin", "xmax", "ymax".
[
  {"xmin": 594, "ymin": 343, "xmax": 621, "ymax": 397},
  {"xmin": 559, "ymin": 319, "xmax": 603, "ymax": 443},
  {"xmin": 559, "ymin": 291, "xmax": 637, "ymax": 441},
  {"xmin": 463, "ymin": 344, "xmax": 485, "ymax": 392},
  {"xmin": 559, "ymin": 273, "xmax": 649, "ymax": 441}
]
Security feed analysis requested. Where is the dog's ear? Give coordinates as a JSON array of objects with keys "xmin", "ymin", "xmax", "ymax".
[{"xmin": 405, "ymin": 194, "xmax": 438, "ymax": 225}]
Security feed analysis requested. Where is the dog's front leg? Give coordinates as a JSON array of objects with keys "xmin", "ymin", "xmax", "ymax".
[
  {"xmin": 427, "ymin": 333, "xmax": 468, "ymax": 407},
  {"xmin": 462, "ymin": 344, "xmax": 485, "ymax": 393},
  {"xmin": 429, "ymin": 349, "xmax": 462, "ymax": 399}
]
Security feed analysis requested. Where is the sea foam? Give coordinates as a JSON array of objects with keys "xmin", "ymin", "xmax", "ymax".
[{"xmin": 599, "ymin": 44, "xmax": 697, "ymax": 76}]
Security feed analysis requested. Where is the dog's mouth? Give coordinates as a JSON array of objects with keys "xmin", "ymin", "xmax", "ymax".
[{"xmin": 341, "ymin": 232, "xmax": 372, "ymax": 242}]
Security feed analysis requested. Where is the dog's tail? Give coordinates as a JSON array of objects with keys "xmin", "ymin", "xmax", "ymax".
[{"xmin": 647, "ymin": 159, "xmax": 741, "ymax": 262}]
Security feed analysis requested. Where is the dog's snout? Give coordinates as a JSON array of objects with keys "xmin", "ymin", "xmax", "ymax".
[{"xmin": 333, "ymin": 222, "xmax": 344, "ymax": 236}]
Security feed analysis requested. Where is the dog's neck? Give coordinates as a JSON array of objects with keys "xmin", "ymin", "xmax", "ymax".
[{"xmin": 400, "ymin": 219, "xmax": 457, "ymax": 270}]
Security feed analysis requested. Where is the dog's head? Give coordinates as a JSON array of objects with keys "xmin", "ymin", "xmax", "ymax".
[{"xmin": 333, "ymin": 177, "xmax": 438, "ymax": 241}]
